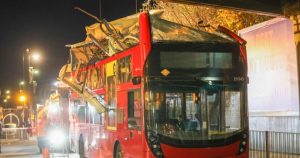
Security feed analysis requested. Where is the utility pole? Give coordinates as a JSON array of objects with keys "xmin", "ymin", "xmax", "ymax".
[
  {"xmin": 136, "ymin": 0, "xmax": 138, "ymax": 14},
  {"xmin": 99, "ymin": 0, "xmax": 102, "ymax": 19}
]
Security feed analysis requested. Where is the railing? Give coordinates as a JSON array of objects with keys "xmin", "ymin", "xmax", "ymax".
[
  {"xmin": 250, "ymin": 130, "xmax": 300, "ymax": 158},
  {"xmin": 1, "ymin": 128, "xmax": 32, "ymax": 140}
]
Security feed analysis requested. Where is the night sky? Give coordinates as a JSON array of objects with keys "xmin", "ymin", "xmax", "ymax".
[{"xmin": 0, "ymin": 0, "xmax": 142, "ymax": 93}]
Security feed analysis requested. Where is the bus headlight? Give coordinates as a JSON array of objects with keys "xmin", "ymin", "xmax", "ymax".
[
  {"xmin": 146, "ymin": 130, "xmax": 164, "ymax": 158},
  {"xmin": 48, "ymin": 129, "xmax": 66, "ymax": 146},
  {"xmin": 238, "ymin": 132, "xmax": 247, "ymax": 155}
]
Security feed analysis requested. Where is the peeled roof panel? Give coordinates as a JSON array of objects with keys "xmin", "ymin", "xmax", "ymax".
[
  {"xmin": 71, "ymin": 11, "xmax": 237, "ymax": 64},
  {"xmin": 150, "ymin": 15, "xmax": 235, "ymax": 43}
]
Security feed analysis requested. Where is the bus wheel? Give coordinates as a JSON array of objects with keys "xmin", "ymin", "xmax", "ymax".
[
  {"xmin": 114, "ymin": 143, "xmax": 123, "ymax": 158},
  {"xmin": 78, "ymin": 134, "xmax": 84, "ymax": 158}
]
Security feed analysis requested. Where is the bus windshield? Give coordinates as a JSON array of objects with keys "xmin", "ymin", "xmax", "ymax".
[
  {"xmin": 144, "ymin": 86, "xmax": 245, "ymax": 142},
  {"xmin": 144, "ymin": 43, "xmax": 247, "ymax": 146}
]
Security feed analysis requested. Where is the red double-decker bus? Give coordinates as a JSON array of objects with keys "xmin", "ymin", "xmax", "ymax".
[{"xmin": 60, "ymin": 10, "xmax": 248, "ymax": 158}]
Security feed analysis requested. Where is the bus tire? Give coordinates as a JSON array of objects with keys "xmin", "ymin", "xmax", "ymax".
[
  {"xmin": 78, "ymin": 134, "xmax": 84, "ymax": 158},
  {"xmin": 114, "ymin": 142, "xmax": 123, "ymax": 158}
]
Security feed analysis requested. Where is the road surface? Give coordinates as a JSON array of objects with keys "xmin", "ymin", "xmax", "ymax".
[{"xmin": 0, "ymin": 138, "xmax": 79, "ymax": 158}]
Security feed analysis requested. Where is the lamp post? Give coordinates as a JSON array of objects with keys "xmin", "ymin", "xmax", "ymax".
[
  {"xmin": 23, "ymin": 48, "xmax": 41, "ymax": 127},
  {"xmin": 26, "ymin": 48, "xmax": 40, "ymax": 85}
]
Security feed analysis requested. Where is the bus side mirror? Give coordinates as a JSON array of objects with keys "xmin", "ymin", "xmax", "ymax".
[{"xmin": 132, "ymin": 76, "xmax": 141, "ymax": 85}]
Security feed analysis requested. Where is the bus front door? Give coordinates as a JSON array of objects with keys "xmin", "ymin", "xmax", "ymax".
[{"xmin": 124, "ymin": 90, "xmax": 143, "ymax": 157}]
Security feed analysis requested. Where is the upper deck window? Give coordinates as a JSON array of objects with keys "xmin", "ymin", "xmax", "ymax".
[{"xmin": 160, "ymin": 51, "xmax": 232, "ymax": 69}]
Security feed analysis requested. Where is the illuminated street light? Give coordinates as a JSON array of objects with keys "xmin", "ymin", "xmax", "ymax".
[
  {"xmin": 24, "ymin": 48, "xmax": 41, "ymax": 83},
  {"xmin": 19, "ymin": 94, "xmax": 27, "ymax": 127},
  {"xmin": 53, "ymin": 81, "xmax": 59, "ymax": 87},
  {"xmin": 33, "ymin": 69, "xmax": 39, "ymax": 75},
  {"xmin": 6, "ymin": 90, "xmax": 10, "ymax": 94},
  {"xmin": 3, "ymin": 99, "xmax": 7, "ymax": 103},
  {"xmin": 32, "ymin": 53, "xmax": 41, "ymax": 61},
  {"xmin": 19, "ymin": 95, "xmax": 26, "ymax": 102},
  {"xmin": 19, "ymin": 81, "xmax": 25, "ymax": 85},
  {"xmin": 24, "ymin": 48, "xmax": 43, "ymax": 128},
  {"xmin": 6, "ymin": 95, "xmax": 10, "ymax": 99}
]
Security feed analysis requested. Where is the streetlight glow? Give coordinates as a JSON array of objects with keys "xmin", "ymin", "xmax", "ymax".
[
  {"xmin": 32, "ymin": 53, "xmax": 41, "ymax": 61},
  {"xmin": 19, "ymin": 95, "xmax": 26, "ymax": 102},
  {"xmin": 6, "ymin": 90, "xmax": 10, "ymax": 94},
  {"xmin": 53, "ymin": 81, "xmax": 59, "ymax": 87},
  {"xmin": 33, "ymin": 69, "xmax": 39, "ymax": 75},
  {"xmin": 19, "ymin": 81, "xmax": 25, "ymax": 85}
]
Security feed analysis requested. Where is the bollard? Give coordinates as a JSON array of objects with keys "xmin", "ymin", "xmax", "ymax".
[
  {"xmin": 42, "ymin": 147, "xmax": 50, "ymax": 158},
  {"xmin": 265, "ymin": 131, "xmax": 270, "ymax": 158}
]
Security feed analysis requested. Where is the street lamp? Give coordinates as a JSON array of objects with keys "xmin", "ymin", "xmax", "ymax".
[
  {"xmin": 19, "ymin": 94, "xmax": 26, "ymax": 127},
  {"xmin": 5, "ymin": 90, "xmax": 10, "ymax": 94},
  {"xmin": 31, "ymin": 53, "xmax": 41, "ymax": 61},
  {"xmin": 25, "ymin": 49, "xmax": 41, "ymax": 85},
  {"xmin": 19, "ymin": 95, "xmax": 26, "ymax": 102},
  {"xmin": 1, "ymin": 89, "xmax": 11, "ymax": 108},
  {"xmin": 23, "ymin": 48, "xmax": 42, "ymax": 128},
  {"xmin": 19, "ymin": 81, "xmax": 25, "ymax": 85},
  {"xmin": 33, "ymin": 69, "xmax": 39, "ymax": 75}
]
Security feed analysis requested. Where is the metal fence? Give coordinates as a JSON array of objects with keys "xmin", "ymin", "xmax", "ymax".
[
  {"xmin": 1, "ymin": 128, "xmax": 31, "ymax": 140},
  {"xmin": 250, "ymin": 130, "xmax": 300, "ymax": 158}
]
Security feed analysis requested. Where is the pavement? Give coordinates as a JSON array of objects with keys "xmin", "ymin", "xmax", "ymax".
[{"xmin": 0, "ymin": 137, "xmax": 79, "ymax": 158}]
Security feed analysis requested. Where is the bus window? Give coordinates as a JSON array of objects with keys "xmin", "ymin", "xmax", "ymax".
[
  {"xmin": 98, "ymin": 95, "xmax": 105, "ymax": 126},
  {"xmin": 128, "ymin": 90, "xmax": 141, "ymax": 130},
  {"xmin": 77, "ymin": 105, "xmax": 86, "ymax": 123},
  {"xmin": 106, "ymin": 73, "xmax": 117, "ymax": 130},
  {"xmin": 100, "ymin": 112, "xmax": 105, "ymax": 126},
  {"xmin": 166, "ymin": 93, "xmax": 182, "ymax": 120},
  {"xmin": 117, "ymin": 55, "xmax": 132, "ymax": 84},
  {"xmin": 88, "ymin": 103, "xmax": 100, "ymax": 124}
]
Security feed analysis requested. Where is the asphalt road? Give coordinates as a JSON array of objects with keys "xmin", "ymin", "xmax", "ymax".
[{"xmin": 0, "ymin": 139, "xmax": 79, "ymax": 158}]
